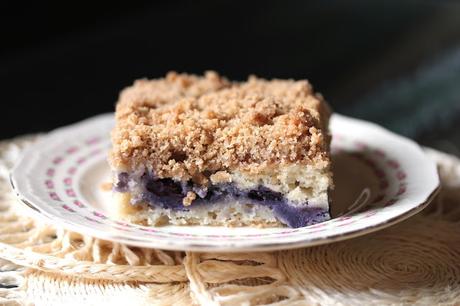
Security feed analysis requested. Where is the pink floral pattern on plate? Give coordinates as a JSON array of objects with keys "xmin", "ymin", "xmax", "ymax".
[{"xmin": 10, "ymin": 114, "xmax": 439, "ymax": 251}]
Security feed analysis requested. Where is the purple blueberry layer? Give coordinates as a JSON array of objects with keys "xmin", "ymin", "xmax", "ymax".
[{"xmin": 115, "ymin": 172, "xmax": 330, "ymax": 228}]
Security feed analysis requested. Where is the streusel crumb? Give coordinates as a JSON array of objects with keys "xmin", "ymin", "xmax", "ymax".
[{"xmin": 110, "ymin": 72, "xmax": 331, "ymax": 181}]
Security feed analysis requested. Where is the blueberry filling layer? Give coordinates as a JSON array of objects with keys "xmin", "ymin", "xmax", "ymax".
[{"xmin": 115, "ymin": 172, "xmax": 329, "ymax": 228}]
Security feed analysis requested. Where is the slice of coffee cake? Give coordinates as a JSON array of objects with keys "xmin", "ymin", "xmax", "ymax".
[{"xmin": 110, "ymin": 71, "xmax": 332, "ymax": 228}]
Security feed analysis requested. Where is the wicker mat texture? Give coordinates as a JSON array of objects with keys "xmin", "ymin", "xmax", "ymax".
[{"xmin": 0, "ymin": 136, "xmax": 459, "ymax": 306}]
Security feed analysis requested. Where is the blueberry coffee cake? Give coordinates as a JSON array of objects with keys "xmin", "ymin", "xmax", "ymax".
[{"xmin": 110, "ymin": 71, "xmax": 332, "ymax": 228}]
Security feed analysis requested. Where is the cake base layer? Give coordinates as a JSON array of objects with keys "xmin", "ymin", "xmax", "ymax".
[
  {"xmin": 114, "ymin": 172, "xmax": 330, "ymax": 228},
  {"xmin": 113, "ymin": 192, "xmax": 330, "ymax": 228}
]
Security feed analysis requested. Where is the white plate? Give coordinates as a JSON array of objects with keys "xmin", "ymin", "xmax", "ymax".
[{"xmin": 10, "ymin": 114, "xmax": 439, "ymax": 252}]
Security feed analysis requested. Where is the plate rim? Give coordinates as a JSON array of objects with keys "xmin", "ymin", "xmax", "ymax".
[
  {"xmin": 9, "ymin": 113, "xmax": 441, "ymax": 252},
  {"xmin": 9, "ymin": 181, "xmax": 439, "ymax": 251}
]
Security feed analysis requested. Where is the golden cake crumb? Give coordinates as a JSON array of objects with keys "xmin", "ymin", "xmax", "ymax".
[
  {"xmin": 210, "ymin": 171, "xmax": 233, "ymax": 184},
  {"xmin": 183, "ymin": 191, "xmax": 197, "ymax": 206},
  {"xmin": 110, "ymin": 72, "xmax": 331, "ymax": 181},
  {"xmin": 100, "ymin": 181, "xmax": 113, "ymax": 192}
]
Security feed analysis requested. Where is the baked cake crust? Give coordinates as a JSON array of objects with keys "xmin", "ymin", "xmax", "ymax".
[{"xmin": 110, "ymin": 72, "xmax": 331, "ymax": 181}]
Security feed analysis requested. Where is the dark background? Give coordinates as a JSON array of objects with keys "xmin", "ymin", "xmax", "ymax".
[{"xmin": 1, "ymin": 1, "xmax": 460, "ymax": 155}]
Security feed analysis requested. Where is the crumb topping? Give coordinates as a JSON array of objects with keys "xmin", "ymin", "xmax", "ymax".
[{"xmin": 110, "ymin": 72, "xmax": 331, "ymax": 181}]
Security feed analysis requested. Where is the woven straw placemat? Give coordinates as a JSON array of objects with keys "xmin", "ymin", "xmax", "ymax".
[{"xmin": 0, "ymin": 136, "xmax": 459, "ymax": 306}]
